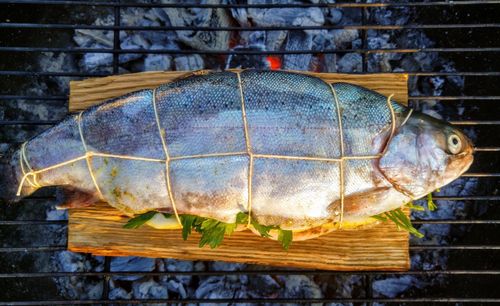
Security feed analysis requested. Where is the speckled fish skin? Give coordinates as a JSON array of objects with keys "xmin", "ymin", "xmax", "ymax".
[{"xmin": 1, "ymin": 70, "xmax": 474, "ymax": 231}]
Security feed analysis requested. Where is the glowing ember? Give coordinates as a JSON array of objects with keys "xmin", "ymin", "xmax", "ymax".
[{"xmin": 266, "ymin": 56, "xmax": 282, "ymax": 70}]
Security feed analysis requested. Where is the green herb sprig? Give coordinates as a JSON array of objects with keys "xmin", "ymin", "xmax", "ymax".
[
  {"xmin": 373, "ymin": 208, "xmax": 424, "ymax": 238},
  {"xmin": 236, "ymin": 212, "xmax": 293, "ymax": 250},
  {"xmin": 124, "ymin": 211, "xmax": 294, "ymax": 250},
  {"xmin": 123, "ymin": 211, "xmax": 157, "ymax": 229},
  {"xmin": 427, "ymin": 193, "xmax": 437, "ymax": 211},
  {"xmin": 373, "ymin": 192, "xmax": 440, "ymax": 238},
  {"xmin": 179, "ymin": 214, "xmax": 238, "ymax": 249}
]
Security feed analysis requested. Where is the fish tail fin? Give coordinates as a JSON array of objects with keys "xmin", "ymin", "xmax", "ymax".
[{"xmin": 0, "ymin": 147, "xmax": 38, "ymax": 204}]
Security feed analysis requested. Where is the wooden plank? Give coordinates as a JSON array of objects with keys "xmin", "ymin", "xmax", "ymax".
[
  {"xmin": 69, "ymin": 203, "xmax": 409, "ymax": 271},
  {"xmin": 69, "ymin": 70, "xmax": 408, "ymax": 111},
  {"xmin": 68, "ymin": 70, "xmax": 410, "ymax": 271}
]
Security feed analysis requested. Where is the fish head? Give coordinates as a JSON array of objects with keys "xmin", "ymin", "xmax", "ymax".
[{"xmin": 379, "ymin": 112, "xmax": 474, "ymax": 199}]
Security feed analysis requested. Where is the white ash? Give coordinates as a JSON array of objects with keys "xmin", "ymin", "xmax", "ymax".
[
  {"xmin": 133, "ymin": 278, "xmax": 169, "ymax": 299},
  {"xmin": 45, "ymin": 208, "xmax": 67, "ymax": 221},
  {"xmin": 337, "ymin": 53, "xmax": 362, "ymax": 73},
  {"xmin": 210, "ymin": 261, "xmax": 246, "ymax": 272},
  {"xmin": 279, "ymin": 275, "xmax": 323, "ymax": 299},
  {"xmin": 331, "ymin": 29, "xmax": 359, "ymax": 48},
  {"xmin": 160, "ymin": 259, "xmax": 198, "ymax": 298},
  {"xmin": 373, "ymin": 275, "xmax": 425, "ymax": 299},
  {"xmin": 282, "ymin": 31, "xmax": 314, "ymax": 71},
  {"xmin": 325, "ymin": 8, "xmax": 343, "ymax": 25},
  {"xmin": 144, "ymin": 45, "xmax": 173, "ymax": 71},
  {"xmin": 52, "ymin": 251, "xmax": 104, "ymax": 300},
  {"xmin": 162, "ymin": 0, "xmax": 232, "ymax": 51},
  {"xmin": 108, "ymin": 280, "xmax": 132, "ymax": 300},
  {"xmin": 225, "ymin": 45, "xmax": 272, "ymax": 69},
  {"xmin": 174, "ymin": 54, "xmax": 205, "ymax": 71},
  {"xmin": 231, "ymin": 3, "xmax": 324, "ymax": 28},
  {"xmin": 110, "ymin": 256, "xmax": 155, "ymax": 281}
]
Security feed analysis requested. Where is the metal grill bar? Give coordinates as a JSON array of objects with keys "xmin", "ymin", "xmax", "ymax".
[
  {"xmin": 0, "ymin": 95, "xmax": 66, "ymax": 100},
  {"xmin": 2, "ymin": 22, "xmax": 500, "ymax": 31},
  {"xmin": 1, "ymin": 46, "xmax": 500, "ymax": 54},
  {"xmin": 463, "ymin": 173, "xmax": 500, "ymax": 178},
  {"xmin": 474, "ymin": 147, "xmax": 500, "ymax": 152},
  {"xmin": 411, "ymin": 96, "xmax": 500, "ymax": 100},
  {"xmin": 3, "ymin": 71, "xmax": 500, "ymax": 77},
  {"xmin": 0, "ymin": 220, "xmax": 66, "ymax": 225},
  {"xmin": 1, "ymin": 270, "xmax": 500, "ymax": 278},
  {"xmin": 412, "ymin": 220, "xmax": 500, "ymax": 224},
  {"xmin": 2, "ymin": 0, "xmax": 500, "ymax": 8},
  {"xmin": 410, "ymin": 245, "xmax": 500, "ymax": 250},
  {"xmin": 0, "ymin": 246, "xmax": 66, "ymax": 252},
  {"xmin": 2, "ymin": 298, "xmax": 500, "ymax": 305},
  {"xmin": 449, "ymin": 120, "xmax": 500, "ymax": 125}
]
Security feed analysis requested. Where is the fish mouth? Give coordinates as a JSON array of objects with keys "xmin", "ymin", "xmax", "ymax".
[
  {"xmin": 457, "ymin": 147, "xmax": 474, "ymax": 176},
  {"xmin": 442, "ymin": 141, "xmax": 474, "ymax": 188},
  {"xmin": 456, "ymin": 135, "xmax": 475, "ymax": 175}
]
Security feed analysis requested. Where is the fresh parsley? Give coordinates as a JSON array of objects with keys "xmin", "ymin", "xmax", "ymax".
[
  {"xmin": 236, "ymin": 212, "xmax": 293, "ymax": 249},
  {"xmin": 373, "ymin": 191, "xmax": 440, "ymax": 238},
  {"xmin": 406, "ymin": 201, "xmax": 425, "ymax": 211},
  {"xmin": 179, "ymin": 214, "xmax": 240, "ymax": 249},
  {"xmin": 125, "ymin": 211, "xmax": 294, "ymax": 249},
  {"xmin": 374, "ymin": 208, "xmax": 424, "ymax": 238},
  {"xmin": 235, "ymin": 212, "xmax": 249, "ymax": 224},
  {"xmin": 427, "ymin": 193, "xmax": 437, "ymax": 211},
  {"xmin": 179, "ymin": 212, "xmax": 293, "ymax": 249},
  {"xmin": 123, "ymin": 211, "xmax": 157, "ymax": 229},
  {"xmin": 251, "ymin": 221, "xmax": 275, "ymax": 238},
  {"xmin": 278, "ymin": 229, "xmax": 293, "ymax": 250},
  {"xmin": 180, "ymin": 215, "xmax": 200, "ymax": 240}
]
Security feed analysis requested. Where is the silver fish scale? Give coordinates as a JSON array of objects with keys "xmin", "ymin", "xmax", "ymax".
[
  {"xmin": 155, "ymin": 71, "xmax": 246, "ymax": 157},
  {"xmin": 82, "ymin": 89, "xmax": 164, "ymax": 159},
  {"xmin": 252, "ymin": 158, "xmax": 340, "ymax": 229},
  {"xmin": 38, "ymin": 159, "xmax": 97, "ymax": 195},
  {"xmin": 26, "ymin": 115, "xmax": 85, "ymax": 168},
  {"xmin": 25, "ymin": 116, "xmax": 98, "ymax": 197},
  {"xmin": 344, "ymin": 159, "xmax": 391, "ymax": 197},
  {"xmin": 241, "ymin": 70, "xmax": 342, "ymax": 158},
  {"xmin": 169, "ymin": 155, "xmax": 249, "ymax": 222},
  {"xmin": 92, "ymin": 157, "xmax": 171, "ymax": 215},
  {"xmin": 333, "ymin": 83, "xmax": 406, "ymax": 156}
]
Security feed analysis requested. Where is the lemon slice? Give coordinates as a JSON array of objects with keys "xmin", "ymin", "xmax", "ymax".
[
  {"xmin": 146, "ymin": 213, "xmax": 182, "ymax": 230},
  {"xmin": 321, "ymin": 217, "xmax": 379, "ymax": 230}
]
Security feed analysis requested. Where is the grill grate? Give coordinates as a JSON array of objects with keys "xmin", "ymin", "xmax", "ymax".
[{"xmin": 0, "ymin": 0, "xmax": 499, "ymax": 304}]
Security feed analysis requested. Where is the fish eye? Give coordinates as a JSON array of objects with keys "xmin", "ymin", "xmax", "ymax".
[{"xmin": 447, "ymin": 134, "xmax": 462, "ymax": 154}]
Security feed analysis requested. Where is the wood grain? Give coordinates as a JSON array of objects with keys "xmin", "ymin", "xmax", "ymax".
[
  {"xmin": 69, "ymin": 203, "xmax": 409, "ymax": 271},
  {"xmin": 68, "ymin": 70, "xmax": 410, "ymax": 271},
  {"xmin": 69, "ymin": 70, "xmax": 408, "ymax": 111}
]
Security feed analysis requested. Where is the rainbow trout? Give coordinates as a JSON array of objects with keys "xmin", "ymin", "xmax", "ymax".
[{"xmin": 0, "ymin": 70, "xmax": 473, "ymax": 246}]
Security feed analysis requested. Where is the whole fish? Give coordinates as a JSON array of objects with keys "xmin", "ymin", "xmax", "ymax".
[{"xmin": 0, "ymin": 70, "xmax": 473, "ymax": 245}]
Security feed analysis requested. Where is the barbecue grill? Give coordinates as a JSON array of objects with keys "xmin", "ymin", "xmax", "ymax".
[{"xmin": 0, "ymin": 0, "xmax": 499, "ymax": 304}]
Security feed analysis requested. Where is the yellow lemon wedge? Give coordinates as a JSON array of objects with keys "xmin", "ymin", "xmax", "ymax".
[
  {"xmin": 321, "ymin": 217, "xmax": 379, "ymax": 230},
  {"xmin": 146, "ymin": 213, "xmax": 182, "ymax": 230}
]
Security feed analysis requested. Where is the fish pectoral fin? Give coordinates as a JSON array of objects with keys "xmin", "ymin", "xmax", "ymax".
[
  {"xmin": 55, "ymin": 186, "xmax": 99, "ymax": 210},
  {"xmin": 328, "ymin": 187, "xmax": 393, "ymax": 216}
]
